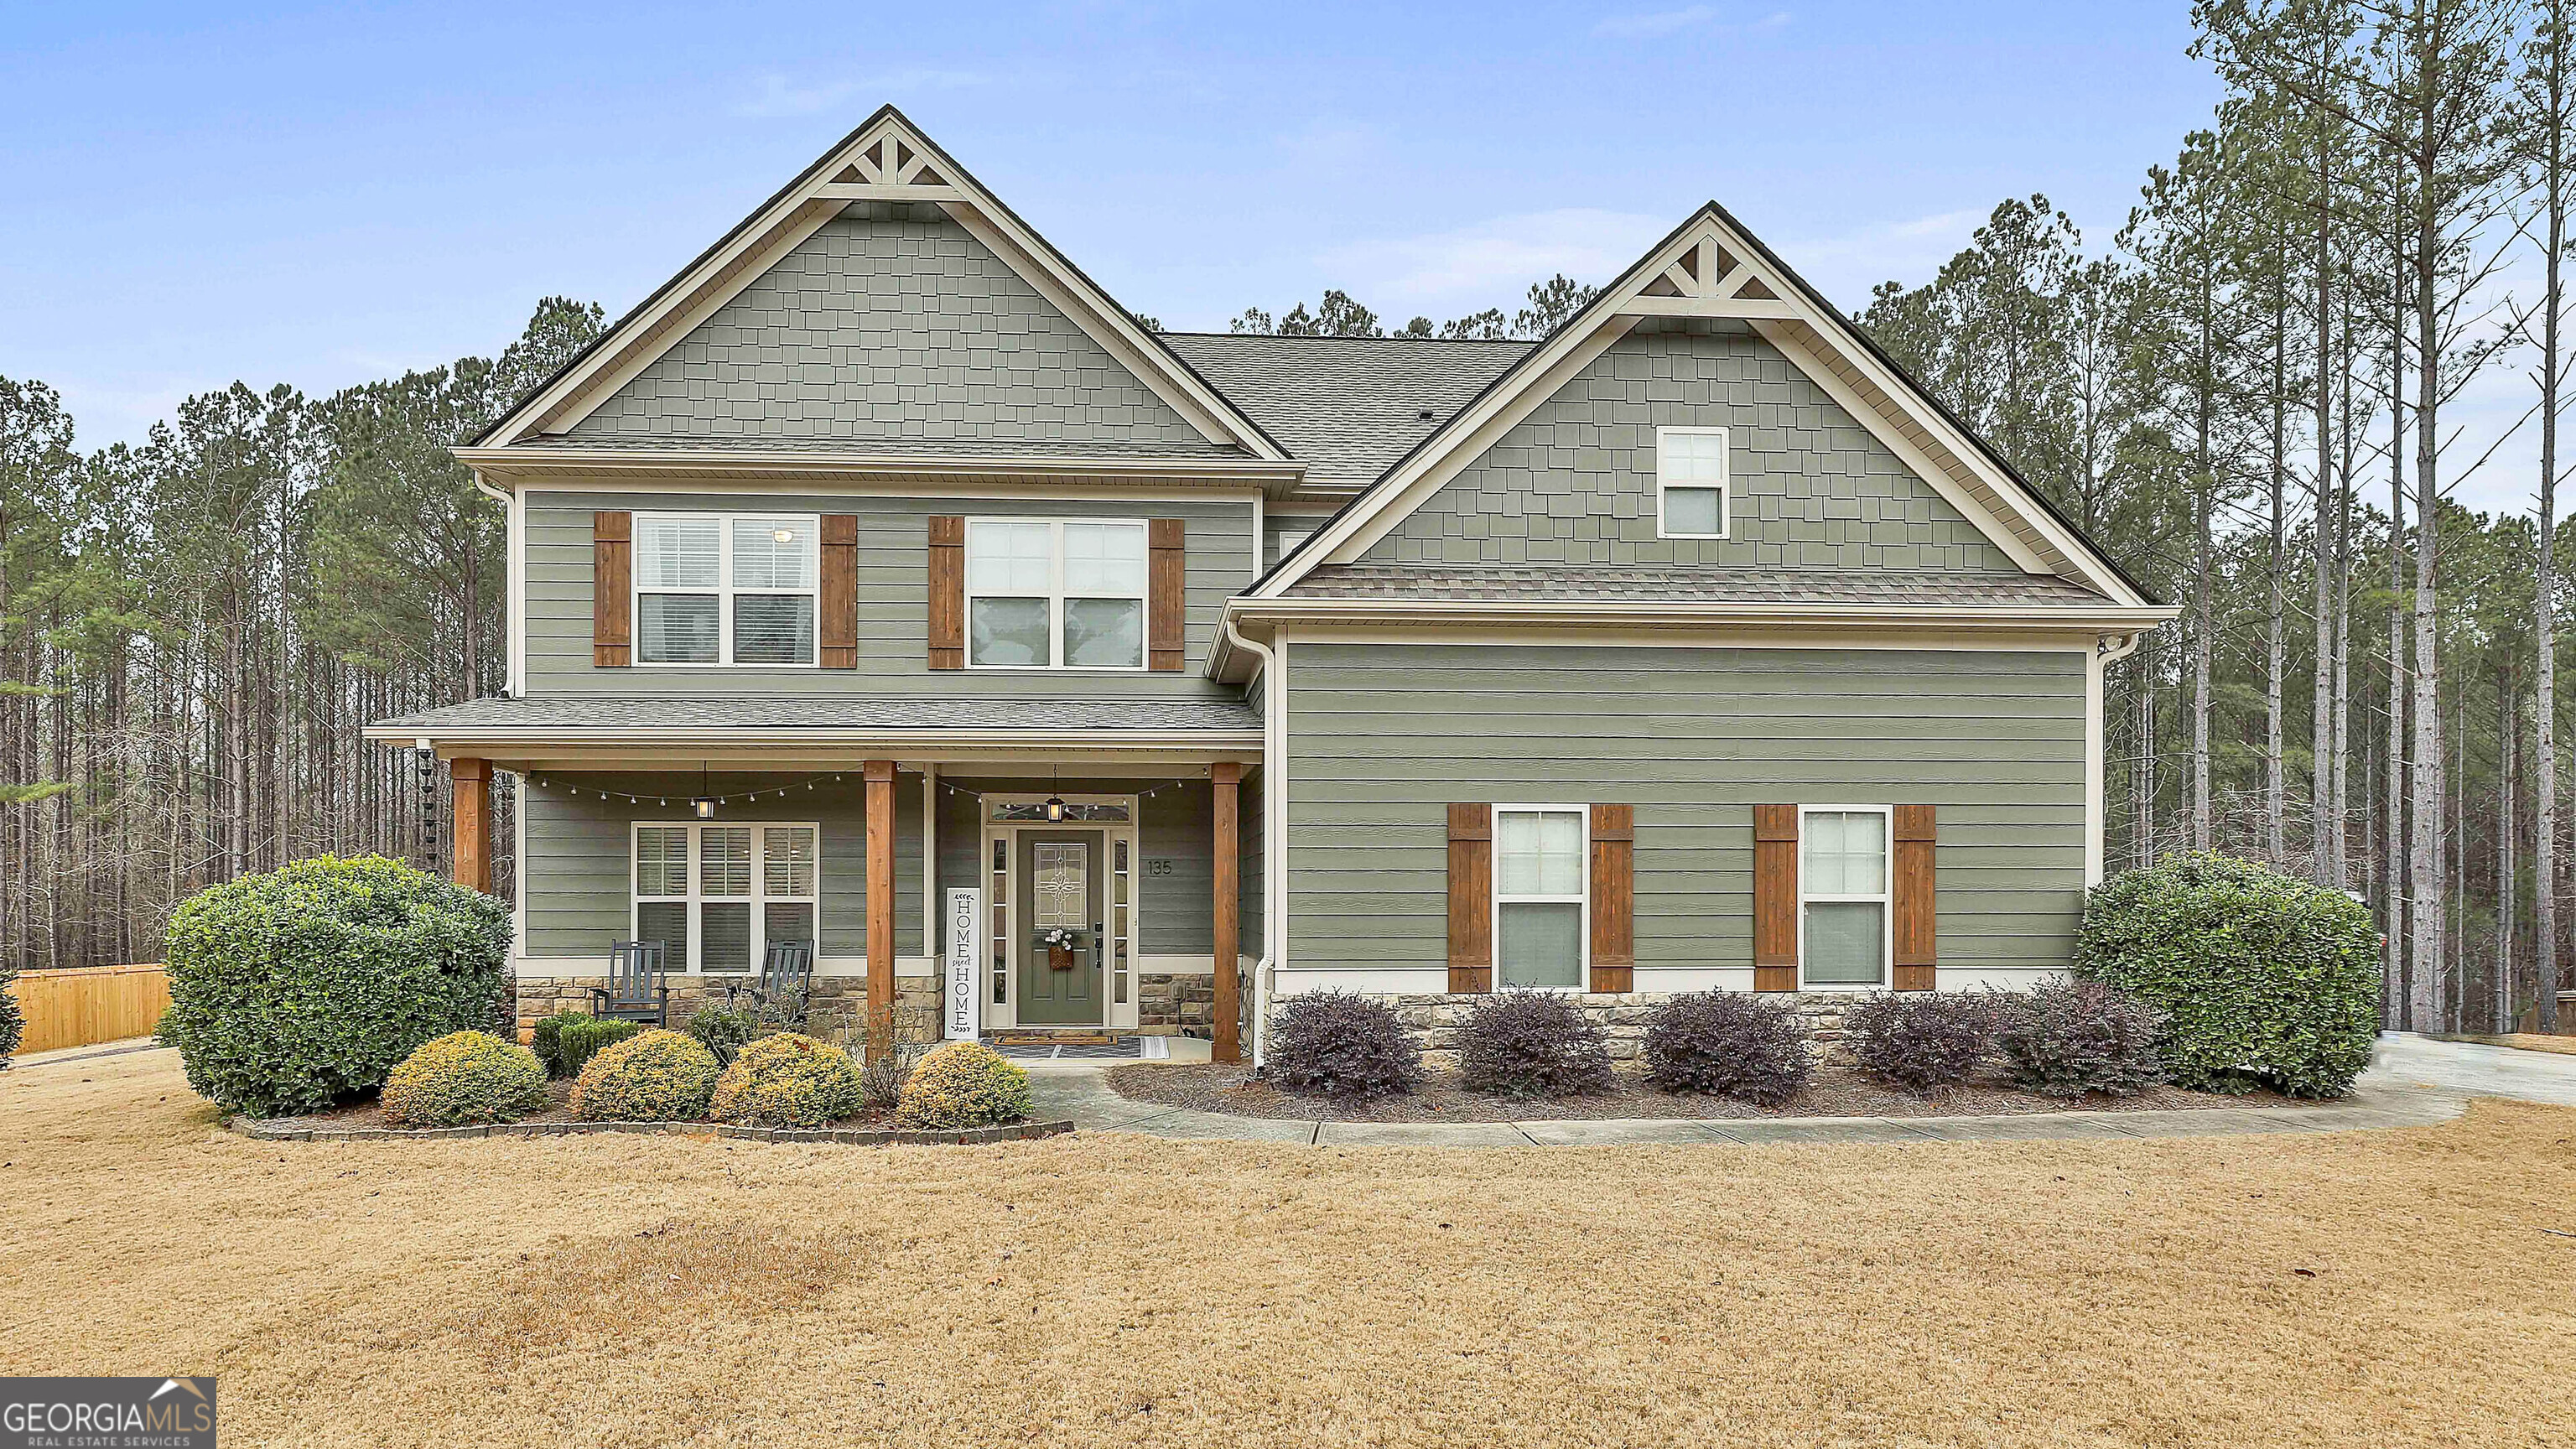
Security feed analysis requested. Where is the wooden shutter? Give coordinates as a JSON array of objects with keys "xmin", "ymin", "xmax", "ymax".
[
  {"xmin": 927, "ymin": 516, "xmax": 964, "ymax": 670},
  {"xmin": 1148, "ymin": 518, "xmax": 1186, "ymax": 672},
  {"xmin": 1752, "ymin": 804, "xmax": 1799, "ymax": 991},
  {"xmin": 819, "ymin": 513, "xmax": 858, "ymax": 668},
  {"xmin": 1588, "ymin": 804, "xmax": 1634, "ymax": 993},
  {"xmin": 1446, "ymin": 803, "xmax": 1493, "ymax": 993},
  {"xmin": 592, "ymin": 511, "xmax": 631, "ymax": 667},
  {"xmin": 1893, "ymin": 805, "xmax": 1937, "ymax": 991}
]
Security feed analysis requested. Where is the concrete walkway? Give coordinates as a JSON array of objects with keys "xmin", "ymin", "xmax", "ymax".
[{"xmin": 1030, "ymin": 1034, "xmax": 2576, "ymax": 1147}]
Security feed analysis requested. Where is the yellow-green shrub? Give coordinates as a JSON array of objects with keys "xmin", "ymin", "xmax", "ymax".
[
  {"xmin": 569, "ymin": 1028, "xmax": 719, "ymax": 1122},
  {"xmin": 709, "ymin": 1033, "xmax": 864, "ymax": 1128},
  {"xmin": 381, "ymin": 1031, "xmax": 548, "ymax": 1126},
  {"xmin": 896, "ymin": 1041, "xmax": 1032, "ymax": 1129}
]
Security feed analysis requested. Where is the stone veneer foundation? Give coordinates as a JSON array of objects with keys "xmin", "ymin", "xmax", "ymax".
[{"xmin": 1370, "ymin": 992, "xmax": 1867, "ymax": 1073}]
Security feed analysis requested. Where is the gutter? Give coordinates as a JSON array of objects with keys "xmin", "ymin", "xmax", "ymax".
[
  {"xmin": 1221, "ymin": 615, "xmax": 1283, "ymax": 1073},
  {"xmin": 1225, "ymin": 596, "xmax": 2182, "ymax": 633}
]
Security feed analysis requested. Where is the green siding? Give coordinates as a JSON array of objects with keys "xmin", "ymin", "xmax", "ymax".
[
  {"xmin": 1282, "ymin": 642, "xmax": 2087, "ymax": 982},
  {"xmin": 569, "ymin": 205, "xmax": 1202, "ymax": 446},
  {"xmin": 1363, "ymin": 319, "xmax": 2018, "ymax": 572},
  {"xmin": 523, "ymin": 491, "xmax": 1255, "ymax": 698}
]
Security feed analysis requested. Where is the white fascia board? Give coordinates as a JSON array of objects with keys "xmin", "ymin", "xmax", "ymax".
[
  {"xmin": 452, "ymin": 446, "xmax": 1304, "ymax": 493},
  {"xmin": 1227, "ymin": 596, "xmax": 2179, "ymax": 633}
]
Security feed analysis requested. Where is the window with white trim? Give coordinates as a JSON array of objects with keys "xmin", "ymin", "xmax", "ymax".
[
  {"xmin": 1655, "ymin": 426, "xmax": 1730, "ymax": 539},
  {"xmin": 965, "ymin": 518, "xmax": 1148, "ymax": 669},
  {"xmin": 1800, "ymin": 807, "xmax": 1889, "ymax": 987},
  {"xmin": 633, "ymin": 513, "xmax": 818, "ymax": 665},
  {"xmin": 632, "ymin": 822, "xmax": 818, "ymax": 974},
  {"xmin": 1494, "ymin": 807, "xmax": 1588, "ymax": 989}
]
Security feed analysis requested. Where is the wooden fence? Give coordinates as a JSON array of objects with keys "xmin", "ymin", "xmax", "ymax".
[{"xmin": 9, "ymin": 964, "xmax": 170, "ymax": 1054}]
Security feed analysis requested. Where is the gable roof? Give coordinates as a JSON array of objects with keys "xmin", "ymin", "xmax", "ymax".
[
  {"xmin": 1249, "ymin": 203, "xmax": 2158, "ymax": 610},
  {"xmin": 468, "ymin": 106, "xmax": 1289, "ymax": 465},
  {"xmin": 1156, "ymin": 334, "xmax": 1529, "ymax": 494}
]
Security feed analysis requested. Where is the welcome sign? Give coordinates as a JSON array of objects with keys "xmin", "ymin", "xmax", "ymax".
[{"xmin": 944, "ymin": 887, "xmax": 981, "ymax": 1041}]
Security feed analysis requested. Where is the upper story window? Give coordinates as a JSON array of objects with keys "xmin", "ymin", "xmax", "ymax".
[
  {"xmin": 1655, "ymin": 426, "xmax": 1730, "ymax": 539},
  {"xmin": 634, "ymin": 513, "xmax": 818, "ymax": 666},
  {"xmin": 967, "ymin": 519, "xmax": 1149, "ymax": 670}
]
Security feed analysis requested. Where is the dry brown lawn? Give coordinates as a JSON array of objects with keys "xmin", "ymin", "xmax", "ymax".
[{"xmin": 5, "ymin": 1048, "xmax": 2573, "ymax": 1448}]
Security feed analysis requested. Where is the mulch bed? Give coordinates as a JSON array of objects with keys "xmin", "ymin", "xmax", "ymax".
[
  {"xmin": 255, "ymin": 1079, "xmax": 905, "ymax": 1133},
  {"xmin": 1104, "ymin": 1062, "xmax": 2309, "ymax": 1123}
]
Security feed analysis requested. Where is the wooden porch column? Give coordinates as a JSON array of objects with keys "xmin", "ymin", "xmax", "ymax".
[
  {"xmin": 449, "ymin": 757, "xmax": 491, "ymax": 894},
  {"xmin": 865, "ymin": 760, "xmax": 898, "ymax": 1056},
  {"xmin": 1211, "ymin": 762, "xmax": 1242, "ymax": 1063}
]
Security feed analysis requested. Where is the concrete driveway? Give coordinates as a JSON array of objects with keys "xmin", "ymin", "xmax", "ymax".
[{"xmin": 2361, "ymin": 1032, "xmax": 2576, "ymax": 1105}]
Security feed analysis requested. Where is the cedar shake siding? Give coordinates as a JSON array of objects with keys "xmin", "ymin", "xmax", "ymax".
[
  {"xmin": 565, "ymin": 205, "xmax": 1208, "ymax": 449},
  {"xmin": 1361, "ymin": 319, "xmax": 2021, "ymax": 573},
  {"xmin": 523, "ymin": 491, "xmax": 1255, "ymax": 698},
  {"xmin": 1281, "ymin": 642, "xmax": 2087, "ymax": 991}
]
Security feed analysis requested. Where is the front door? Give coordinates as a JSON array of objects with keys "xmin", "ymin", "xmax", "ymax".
[{"xmin": 1016, "ymin": 830, "xmax": 1105, "ymax": 1026}]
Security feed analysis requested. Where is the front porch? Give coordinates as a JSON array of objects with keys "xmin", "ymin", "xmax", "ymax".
[{"xmin": 439, "ymin": 751, "xmax": 1260, "ymax": 1062}]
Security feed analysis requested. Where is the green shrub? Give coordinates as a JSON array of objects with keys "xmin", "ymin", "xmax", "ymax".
[
  {"xmin": 709, "ymin": 1032, "xmax": 865, "ymax": 1127},
  {"xmin": 0, "ymin": 964, "xmax": 21, "ymax": 1067},
  {"xmin": 2076, "ymin": 852, "xmax": 2380, "ymax": 1098},
  {"xmin": 896, "ymin": 1041, "xmax": 1033, "ymax": 1129},
  {"xmin": 553, "ymin": 1017, "xmax": 641, "ymax": 1079},
  {"xmin": 381, "ymin": 1031, "xmax": 549, "ymax": 1125},
  {"xmin": 569, "ymin": 1028, "xmax": 720, "ymax": 1121},
  {"xmin": 685, "ymin": 1007, "xmax": 764, "ymax": 1067},
  {"xmin": 158, "ymin": 854, "xmax": 512, "ymax": 1116},
  {"xmin": 1995, "ymin": 976, "xmax": 2167, "ymax": 1098},
  {"xmin": 529, "ymin": 1010, "xmax": 590, "ymax": 1078}
]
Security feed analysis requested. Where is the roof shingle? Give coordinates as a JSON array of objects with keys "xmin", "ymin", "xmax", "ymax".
[{"xmin": 1156, "ymin": 333, "xmax": 1530, "ymax": 491}]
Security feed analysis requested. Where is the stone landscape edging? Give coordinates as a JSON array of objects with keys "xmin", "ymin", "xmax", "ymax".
[{"xmin": 225, "ymin": 1115, "xmax": 1072, "ymax": 1146}]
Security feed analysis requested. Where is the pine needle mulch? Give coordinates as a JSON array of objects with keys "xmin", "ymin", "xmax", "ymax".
[{"xmin": 4, "ymin": 1048, "xmax": 2572, "ymax": 1447}]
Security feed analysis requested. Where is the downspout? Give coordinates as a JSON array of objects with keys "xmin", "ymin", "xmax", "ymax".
[
  {"xmin": 1221, "ymin": 613, "xmax": 1279, "ymax": 1071},
  {"xmin": 472, "ymin": 473, "xmax": 521, "ymax": 699}
]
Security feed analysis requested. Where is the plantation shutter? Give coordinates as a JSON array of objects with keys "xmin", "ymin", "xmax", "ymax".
[
  {"xmin": 1148, "ymin": 518, "xmax": 1186, "ymax": 672},
  {"xmin": 1446, "ymin": 803, "xmax": 1493, "ymax": 993},
  {"xmin": 927, "ymin": 516, "xmax": 964, "ymax": 670},
  {"xmin": 819, "ymin": 513, "xmax": 858, "ymax": 669},
  {"xmin": 1892, "ymin": 804, "xmax": 1937, "ymax": 991},
  {"xmin": 1752, "ymin": 804, "xmax": 1798, "ymax": 991},
  {"xmin": 592, "ymin": 511, "xmax": 631, "ymax": 667},
  {"xmin": 1588, "ymin": 804, "xmax": 1633, "ymax": 993}
]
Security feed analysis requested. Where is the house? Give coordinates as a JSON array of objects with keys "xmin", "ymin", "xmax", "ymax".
[{"xmin": 364, "ymin": 106, "xmax": 2176, "ymax": 1063}]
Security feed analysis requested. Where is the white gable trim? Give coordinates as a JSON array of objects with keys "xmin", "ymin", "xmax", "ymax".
[
  {"xmin": 476, "ymin": 108, "xmax": 1288, "ymax": 461},
  {"xmin": 1253, "ymin": 206, "xmax": 2147, "ymax": 607}
]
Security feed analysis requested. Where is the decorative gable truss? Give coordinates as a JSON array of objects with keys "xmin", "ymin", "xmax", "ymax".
[
  {"xmin": 1251, "ymin": 205, "xmax": 2162, "ymax": 611},
  {"xmin": 463, "ymin": 106, "xmax": 1291, "ymax": 469}
]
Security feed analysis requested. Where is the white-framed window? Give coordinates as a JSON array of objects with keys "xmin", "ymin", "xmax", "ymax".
[
  {"xmin": 1275, "ymin": 529, "xmax": 1313, "ymax": 565},
  {"xmin": 965, "ymin": 518, "xmax": 1149, "ymax": 670},
  {"xmin": 633, "ymin": 513, "xmax": 819, "ymax": 666},
  {"xmin": 632, "ymin": 822, "xmax": 818, "ymax": 974},
  {"xmin": 1655, "ymin": 426, "xmax": 1730, "ymax": 539},
  {"xmin": 1493, "ymin": 805, "xmax": 1589, "ymax": 989},
  {"xmin": 1799, "ymin": 805, "xmax": 1890, "ymax": 989}
]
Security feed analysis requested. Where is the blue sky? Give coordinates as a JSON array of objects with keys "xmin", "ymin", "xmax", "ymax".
[{"xmin": 6, "ymin": 3, "xmax": 2231, "ymax": 454}]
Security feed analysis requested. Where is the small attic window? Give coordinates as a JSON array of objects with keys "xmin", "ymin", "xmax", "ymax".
[{"xmin": 1656, "ymin": 427, "xmax": 1730, "ymax": 540}]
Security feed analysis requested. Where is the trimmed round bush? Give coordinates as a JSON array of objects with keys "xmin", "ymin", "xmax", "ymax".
[
  {"xmin": 1641, "ymin": 991, "xmax": 1813, "ymax": 1106},
  {"xmin": 685, "ymin": 1007, "xmax": 764, "ymax": 1067},
  {"xmin": 896, "ymin": 1041, "xmax": 1033, "ymax": 1129},
  {"xmin": 158, "ymin": 854, "xmax": 512, "ymax": 1116},
  {"xmin": 1265, "ymin": 990, "xmax": 1422, "ymax": 1101},
  {"xmin": 1844, "ymin": 991, "xmax": 1999, "ymax": 1092},
  {"xmin": 569, "ymin": 1028, "xmax": 720, "ymax": 1122},
  {"xmin": 1458, "ymin": 991, "xmax": 1615, "ymax": 1099},
  {"xmin": 709, "ymin": 1033, "xmax": 865, "ymax": 1128},
  {"xmin": 381, "ymin": 1031, "xmax": 549, "ymax": 1126},
  {"xmin": 2076, "ymin": 851, "xmax": 2380, "ymax": 1098},
  {"xmin": 1996, "ymin": 976, "xmax": 2167, "ymax": 1098}
]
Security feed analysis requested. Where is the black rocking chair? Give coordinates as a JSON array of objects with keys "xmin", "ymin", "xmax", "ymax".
[
  {"xmin": 726, "ymin": 939, "xmax": 815, "ymax": 1026},
  {"xmin": 591, "ymin": 940, "xmax": 671, "ymax": 1026}
]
